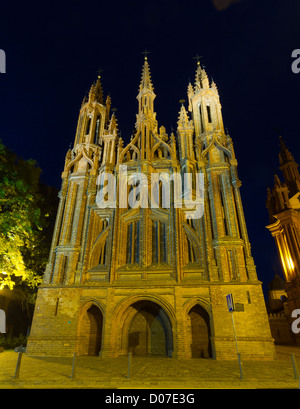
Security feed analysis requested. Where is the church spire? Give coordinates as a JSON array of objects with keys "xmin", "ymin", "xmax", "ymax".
[
  {"xmin": 188, "ymin": 60, "xmax": 224, "ymax": 137},
  {"xmin": 278, "ymin": 135, "xmax": 300, "ymax": 196},
  {"xmin": 194, "ymin": 61, "xmax": 209, "ymax": 90},
  {"xmin": 136, "ymin": 53, "xmax": 156, "ymax": 125},
  {"xmin": 279, "ymin": 135, "xmax": 294, "ymax": 164},
  {"xmin": 139, "ymin": 51, "xmax": 154, "ymax": 93},
  {"xmin": 88, "ymin": 73, "xmax": 104, "ymax": 104},
  {"xmin": 134, "ymin": 53, "xmax": 158, "ymax": 160}
]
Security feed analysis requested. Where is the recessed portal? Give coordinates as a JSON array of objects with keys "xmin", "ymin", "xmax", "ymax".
[
  {"xmin": 188, "ymin": 304, "xmax": 211, "ymax": 358},
  {"xmin": 77, "ymin": 304, "xmax": 103, "ymax": 356},
  {"xmin": 127, "ymin": 301, "xmax": 172, "ymax": 357}
]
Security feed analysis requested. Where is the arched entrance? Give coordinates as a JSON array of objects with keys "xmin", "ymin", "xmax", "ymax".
[
  {"xmin": 188, "ymin": 304, "xmax": 212, "ymax": 358},
  {"xmin": 127, "ymin": 301, "xmax": 173, "ymax": 357},
  {"xmin": 77, "ymin": 304, "xmax": 103, "ymax": 356}
]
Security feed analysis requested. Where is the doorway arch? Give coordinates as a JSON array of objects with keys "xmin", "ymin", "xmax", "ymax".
[
  {"xmin": 125, "ymin": 300, "xmax": 173, "ymax": 357},
  {"xmin": 188, "ymin": 304, "xmax": 212, "ymax": 358},
  {"xmin": 77, "ymin": 303, "xmax": 103, "ymax": 356}
]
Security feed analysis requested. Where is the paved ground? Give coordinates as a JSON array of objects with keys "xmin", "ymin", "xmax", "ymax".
[{"xmin": 0, "ymin": 345, "xmax": 299, "ymax": 389}]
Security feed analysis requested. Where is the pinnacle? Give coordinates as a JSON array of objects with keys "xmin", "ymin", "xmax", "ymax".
[
  {"xmin": 178, "ymin": 104, "xmax": 189, "ymax": 125},
  {"xmin": 194, "ymin": 63, "xmax": 209, "ymax": 90},
  {"xmin": 108, "ymin": 112, "xmax": 118, "ymax": 133},
  {"xmin": 279, "ymin": 135, "xmax": 294, "ymax": 164},
  {"xmin": 88, "ymin": 76, "xmax": 104, "ymax": 104},
  {"xmin": 139, "ymin": 57, "xmax": 154, "ymax": 93},
  {"xmin": 94, "ymin": 76, "xmax": 104, "ymax": 104}
]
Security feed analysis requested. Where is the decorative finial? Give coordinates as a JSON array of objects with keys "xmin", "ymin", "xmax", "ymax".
[
  {"xmin": 141, "ymin": 49, "xmax": 151, "ymax": 60},
  {"xmin": 179, "ymin": 99, "xmax": 186, "ymax": 105}
]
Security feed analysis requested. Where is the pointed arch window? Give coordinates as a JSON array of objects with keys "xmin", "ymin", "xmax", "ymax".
[
  {"xmin": 86, "ymin": 117, "xmax": 91, "ymax": 135},
  {"xmin": 199, "ymin": 103, "xmax": 204, "ymax": 133},
  {"xmin": 184, "ymin": 230, "xmax": 199, "ymax": 265},
  {"xmin": 99, "ymin": 241, "xmax": 106, "ymax": 265},
  {"xmin": 187, "ymin": 237, "xmax": 196, "ymax": 263},
  {"xmin": 94, "ymin": 114, "xmax": 101, "ymax": 143},
  {"xmin": 76, "ymin": 114, "xmax": 84, "ymax": 144},
  {"xmin": 126, "ymin": 221, "xmax": 140, "ymax": 264},
  {"xmin": 59, "ymin": 255, "xmax": 68, "ymax": 284},
  {"xmin": 98, "ymin": 218, "xmax": 108, "ymax": 266},
  {"xmin": 152, "ymin": 220, "xmax": 167, "ymax": 264},
  {"xmin": 67, "ymin": 183, "xmax": 79, "ymax": 242},
  {"xmin": 206, "ymin": 105, "xmax": 212, "ymax": 123},
  {"xmin": 227, "ymin": 249, "xmax": 238, "ymax": 280},
  {"xmin": 218, "ymin": 174, "xmax": 230, "ymax": 236}
]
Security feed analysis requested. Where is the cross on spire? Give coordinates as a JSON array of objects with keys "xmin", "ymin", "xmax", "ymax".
[
  {"xmin": 193, "ymin": 54, "xmax": 203, "ymax": 66},
  {"xmin": 97, "ymin": 68, "xmax": 104, "ymax": 78},
  {"xmin": 141, "ymin": 49, "xmax": 151, "ymax": 60}
]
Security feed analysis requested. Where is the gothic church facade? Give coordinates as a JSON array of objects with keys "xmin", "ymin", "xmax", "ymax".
[{"xmin": 26, "ymin": 57, "xmax": 276, "ymax": 359}]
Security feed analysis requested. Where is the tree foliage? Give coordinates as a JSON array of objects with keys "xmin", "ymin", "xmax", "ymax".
[{"xmin": 0, "ymin": 140, "xmax": 58, "ymax": 296}]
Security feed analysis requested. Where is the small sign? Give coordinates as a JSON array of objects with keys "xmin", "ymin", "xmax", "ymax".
[{"xmin": 226, "ymin": 294, "xmax": 234, "ymax": 312}]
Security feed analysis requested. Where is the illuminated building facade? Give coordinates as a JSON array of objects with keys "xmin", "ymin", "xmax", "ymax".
[
  {"xmin": 266, "ymin": 137, "xmax": 300, "ymax": 316},
  {"xmin": 26, "ymin": 57, "xmax": 275, "ymax": 359}
]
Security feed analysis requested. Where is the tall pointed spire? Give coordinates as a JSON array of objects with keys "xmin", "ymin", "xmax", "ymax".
[
  {"xmin": 279, "ymin": 135, "xmax": 294, "ymax": 164},
  {"xmin": 178, "ymin": 103, "xmax": 190, "ymax": 127},
  {"xmin": 139, "ymin": 52, "xmax": 154, "ymax": 93},
  {"xmin": 136, "ymin": 52, "xmax": 156, "ymax": 120},
  {"xmin": 278, "ymin": 135, "xmax": 300, "ymax": 196},
  {"xmin": 89, "ymin": 73, "xmax": 104, "ymax": 104},
  {"xmin": 195, "ymin": 62, "xmax": 209, "ymax": 90},
  {"xmin": 134, "ymin": 52, "xmax": 158, "ymax": 160},
  {"xmin": 188, "ymin": 58, "xmax": 224, "ymax": 136}
]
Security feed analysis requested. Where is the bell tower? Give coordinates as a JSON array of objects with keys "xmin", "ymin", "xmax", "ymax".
[{"xmin": 187, "ymin": 60, "xmax": 257, "ymax": 283}]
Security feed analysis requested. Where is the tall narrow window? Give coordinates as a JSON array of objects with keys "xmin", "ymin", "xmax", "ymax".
[
  {"xmin": 227, "ymin": 250, "xmax": 237, "ymax": 280},
  {"xmin": 152, "ymin": 220, "xmax": 159, "ymax": 263},
  {"xmin": 50, "ymin": 253, "xmax": 57, "ymax": 284},
  {"xmin": 199, "ymin": 104, "xmax": 203, "ymax": 133},
  {"xmin": 99, "ymin": 241, "xmax": 106, "ymax": 265},
  {"xmin": 67, "ymin": 183, "xmax": 79, "ymax": 242},
  {"xmin": 152, "ymin": 220, "xmax": 167, "ymax": 264},
  {"xmin": 187, "ymin": 237, "xmax": 196, "ymax": 263},
  {"xmin": 94, "ymin": 114, "xmax": 101, "ymax": 143},
  {"xmin": 126, "ymin": 221, "xmax": 140, "ymax": 264},
  {"xmin": 208, "ymin": 191, "xmax": 215, "ymax": 240},
  {"xmin": 158, "ymin": 181, "xmax": 161, "ymax": 207},
  {"xmin": 54, "ymin": 298, "xmax": 59, "ymax": 316},
  {"xmin": 59, "ymin": 255, "xmax": 68, "ymax": 284},
  {"xmin": 126, "ymin": 223, "xmax": 133, "ymax": 263},
  {"xmin": 206, "ymin": 105, "xmax": 212, "ymax": 123},
  {"xmin": 160, "ymin": 221, "xmax": 167, "ymax": 263},
  {"xmin": 218, "ymin": 175, "xmax": 229, "ymax": 236},
  {"xmin": 86, "ymin": 117, "xmax": 91, "ymax": 135},
  {"xmin": 135, "ymin": 221, "xmax": 140, "ymax": 263},
  {"xmin": 76, "ymin": 114, "xmax": 84, "ymax": 144}
]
